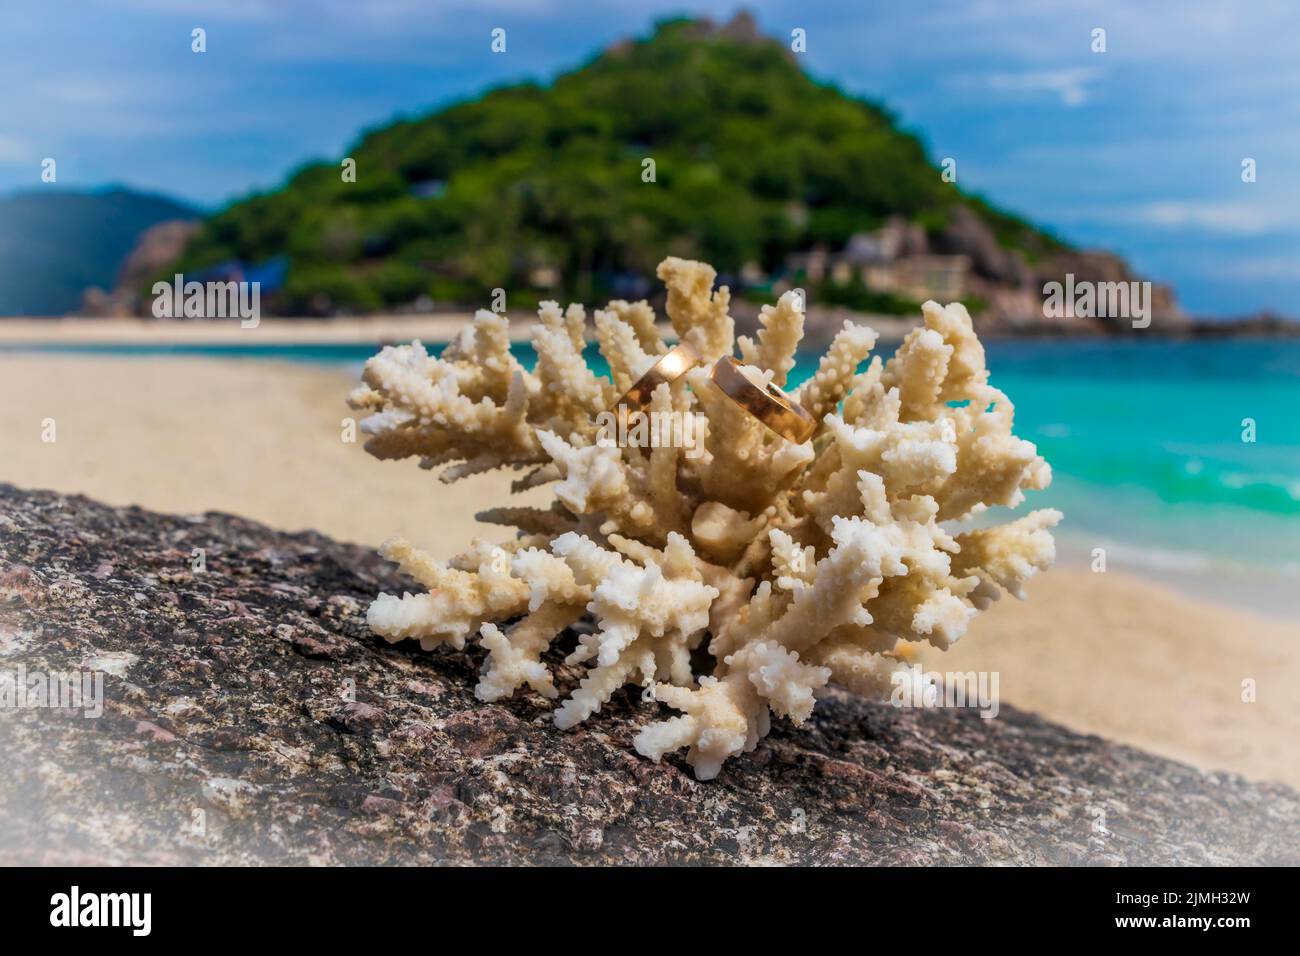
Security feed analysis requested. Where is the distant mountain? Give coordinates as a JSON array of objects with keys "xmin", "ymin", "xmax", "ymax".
[
  {"xmin": 170, "ymin": 13, "xmax": 1176, "ymax": 327},
  {"xmin": 0, "ymin": 187, "xmax": 200, "ymax": 316}
]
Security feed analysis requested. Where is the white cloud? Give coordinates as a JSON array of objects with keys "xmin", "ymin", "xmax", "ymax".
[
  {"xmin": 1125, "ymin": 200, "xmax": 1297, "ymax": 235},
  {"xmin": 0, "ymin": 135, "xmax": 32, "ymax": 164},
  {"xmin": 1210, "ymin": 254, "xmax": 1300, "ymax": 281},
  {"xmin": 1034, "ymin": 198, "xmax": 1300, "ymax": 239},
  {"xmin": 85, "ymin": 0, "xmax": 279, "ymax": 20},
  {"xmin": 963, "ymin": 67, "xmax": 1100, "ymax": 107},
  {"xmin": 37, "ymin": 80, "xmax": 124, "ymax": 107}
]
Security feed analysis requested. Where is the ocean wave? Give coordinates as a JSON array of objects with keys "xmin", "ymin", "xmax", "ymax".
[
  {"xmin": 1039, "ymin": 445, "xmax": 1300, "ymax": 515},
  {"xmin": 1057, "ymin": 532, "xmax": 1300, "ymax": 580}
]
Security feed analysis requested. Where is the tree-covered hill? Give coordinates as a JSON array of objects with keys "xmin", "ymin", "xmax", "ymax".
[{"xmin": 174, "ymin": 14, "xmax": 1068, "ymax": 314}]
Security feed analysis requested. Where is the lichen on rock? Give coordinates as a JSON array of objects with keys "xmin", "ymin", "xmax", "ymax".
[{"xmin": 349, "ymin": 257, "xmax": 1061, "ymax": 779}]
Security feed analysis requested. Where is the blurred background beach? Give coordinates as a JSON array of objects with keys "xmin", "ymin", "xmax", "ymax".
[{"xmin": 2, "ymin": 2, "xmax": 1298, "ymax": 786}]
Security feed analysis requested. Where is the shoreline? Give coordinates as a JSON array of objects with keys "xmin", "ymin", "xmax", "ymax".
[
  {"xmin": 2, "ymin": 313, "xmax": 1296, "ymax": 349},
  {"xmin": 0, "ymin": 315, "xmax": 521, "ymax": 345},
  {"xmin": 1051, "ymin": 545, "xmax": 1299, "ymax": 625},
  {"xmin": 0, "ymin": 313, "xmax": 915, "ymax": 346}
]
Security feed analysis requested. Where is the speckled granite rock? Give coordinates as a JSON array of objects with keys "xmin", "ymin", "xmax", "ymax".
[{"xmin": 0, "ymin": 483, "xmax": 1294, "ymax": 865}]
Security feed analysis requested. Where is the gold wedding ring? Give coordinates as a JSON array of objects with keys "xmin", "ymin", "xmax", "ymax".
[
  {"xmin": 710, "ymin": 356, "xmax": 817, "ymax": 444},
  {"xmin": 610, "ymin": 341, "xmax": 701, "ymax": 412}
]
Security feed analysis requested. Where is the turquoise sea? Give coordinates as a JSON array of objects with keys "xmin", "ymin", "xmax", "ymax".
[
  {"xmin": 957, "ymin": 339, "xmax": 1300, "ymax": 617},
  {"xmin": 8, "ymin": 337, "xmax": 1299, "ymax": 615}
]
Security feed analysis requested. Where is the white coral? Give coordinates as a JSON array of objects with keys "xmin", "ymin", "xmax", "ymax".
[{"xmin": 354, "ymin": 257, "xmax": 1060, "ymax": 779}]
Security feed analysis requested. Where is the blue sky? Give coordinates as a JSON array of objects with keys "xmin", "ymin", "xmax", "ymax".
[{"xmin": 1, "ymin": 0, "xmax": 1296, "ymax": 317}]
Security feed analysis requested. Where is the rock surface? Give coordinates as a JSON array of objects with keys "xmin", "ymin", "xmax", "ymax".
[{"xmin": 0, "ymin": 484, "xmax": 1295, "ymax": 865}]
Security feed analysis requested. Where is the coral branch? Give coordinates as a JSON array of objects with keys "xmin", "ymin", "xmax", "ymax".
[{"xmin": 352, "ymin": 257, "xmax": 1059, "ymax": 779}]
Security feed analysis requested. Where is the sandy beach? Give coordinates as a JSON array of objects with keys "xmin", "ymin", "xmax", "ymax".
[
  {"xmin": 2, "ymin": 352, "xmax": 1296, "ymax": 788},
  {"xmin": 0, "ymin": 315, "xmax": 508, "ymax": 344},
  {"xmin": 0, "ymin": 311, "xmax": 920, "ymax": 347}
]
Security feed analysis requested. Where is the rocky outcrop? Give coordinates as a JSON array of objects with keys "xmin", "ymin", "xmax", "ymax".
[
  {"xmin": 81, "ymin": 219, "xmax": 201, "ymax": 317},
  {"xmin": 934, "ymin": 206, "xmax": 1034, "ymax": 288},
  {"xmin": 116, "ymin": 220, "xmax": 202, "ymax": 290},
  {"xmin": 926, "ymin": 205, "xmax": 1186, "ymax": 333},
  {"xmin": 0, "ymin": 484, "xmax": 1294, "ymax": 865}
]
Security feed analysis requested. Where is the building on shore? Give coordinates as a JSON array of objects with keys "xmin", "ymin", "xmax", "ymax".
[{"xmin": 784, "ymin": 217, "xmax": 971, "ymax": 304}]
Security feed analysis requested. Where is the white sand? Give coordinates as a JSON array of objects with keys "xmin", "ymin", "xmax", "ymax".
[{"xmin": 0, "ymin": 353, "xmax": 548, "ymax": 552}]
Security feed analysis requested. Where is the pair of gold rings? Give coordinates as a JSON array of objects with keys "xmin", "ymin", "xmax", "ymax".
[{"xmin": 609, "ymin": 341, "xmax": 817, "ymax": 444}]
